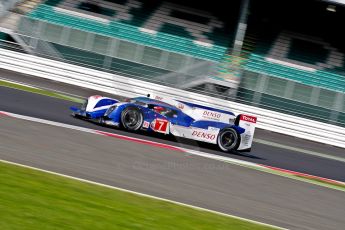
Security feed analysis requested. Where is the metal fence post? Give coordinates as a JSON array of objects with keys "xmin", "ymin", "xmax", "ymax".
[
  {"xmin": 284, "ymin": 81, "xmax": 295, "ymax": 99},
  {"xmin": 329, "ymin": 92, "xmax": 344, "ymax": 123},
  {"xmin": 103, "ymin": 38, "xmax": 117, "ymax": 69},
  {"xmin": 29, "ymin": 20, "xmax": 43, "ymax": 52},
  {"xmin": 59, "ymin": 27, "xmax": 71, "ymax": 46},
  {"xmin": 252, "ymin": 74, "xmax": 268, "ymax": 105},
  {"xmin": 310, "ymin": 87, "xmax": 321, "ymax": 105},
  {"xmin": 84, "ymin": 33, "xmax": 95, "ymax": 51}
]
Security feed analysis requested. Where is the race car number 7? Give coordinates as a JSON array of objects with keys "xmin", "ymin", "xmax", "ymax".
[{"xmin": 157, "ymin": 121, "xmax": 164, "ymax": 130}]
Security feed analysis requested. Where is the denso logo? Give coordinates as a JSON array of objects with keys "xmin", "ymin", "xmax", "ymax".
[
  {"xmin": 155, "ymin": 96, "xmax": 163, "ymax": 100},
  {"xmin": 192, "ymin": 131, "xmax": 216, "ymax": 140},
  {"xmin": 240, "ymin": 115, "xmax": 257, "ymax": 123},
  {"xmin": 203, "ymin": 111, "xmax": 221, "ymax": 119}
]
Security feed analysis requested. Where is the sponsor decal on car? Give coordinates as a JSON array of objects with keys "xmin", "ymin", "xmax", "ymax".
[
  {"xmin": 203, "ymin": 111, "xmax": 221, "ymax": 118},
  {"xmin": 240, "ymin": 114, "xmax": 257, "ymax": 123},
  {"xmin": 242, "ymin": 133, "xmax": 252, "ymax": 146},
  {"xmin": 142, "ymin": 121, "xmax": 150, "ymax": 128},
  {"xmin": 200, "ymin": 110, "xmax": 223, "ymax": 121},
  {"xmin": 191, "ymin": 130, "xmax": 216, "ymax": 140}
]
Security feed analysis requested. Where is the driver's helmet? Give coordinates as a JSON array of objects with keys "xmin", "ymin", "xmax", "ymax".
[{"xmin": 154, "ymin": 106, "xmax": 165, "ymax": 114}]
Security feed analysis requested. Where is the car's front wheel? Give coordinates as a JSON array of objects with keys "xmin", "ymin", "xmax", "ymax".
[
  {"xmin": 120, "ymin": 106, "xmax": 143, "ymax": 131},
  {"xmin": 217, "ymin": 128, "xmax": 240, "ymax": 152}
]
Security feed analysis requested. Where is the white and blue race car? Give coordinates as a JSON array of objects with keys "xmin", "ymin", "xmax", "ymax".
[{"xmin": 70, "ymin": 94, "xmax": 257, "ymax": 152}]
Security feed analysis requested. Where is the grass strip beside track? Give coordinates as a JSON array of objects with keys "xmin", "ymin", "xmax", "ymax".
[
  {"xmin": 0, "ymin": 80, "xmax": 84, "ymax": 103},
  {"xmin": 0, "ymin": 162, "xmax": 277, "ymax": 230}
]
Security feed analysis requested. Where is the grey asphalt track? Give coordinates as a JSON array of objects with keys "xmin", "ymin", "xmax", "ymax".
[
  {"xmin": 1, "ymin": 116, "xmax": 345, "ymax": 230},
  {"xmin": 1, "ymin": 84, "xmax": 345, "ymax": 182}
]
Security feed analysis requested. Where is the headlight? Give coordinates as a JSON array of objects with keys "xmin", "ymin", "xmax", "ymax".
[{"xmin": 105, "ymin": 105, "xmax": 116, "ymax": 116}]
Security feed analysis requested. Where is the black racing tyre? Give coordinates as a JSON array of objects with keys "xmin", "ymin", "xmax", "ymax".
[
  {"xmin": 217, "ymin": 128, "xmax": 240, "ymax": 152},
  {"xmin": 120, "ymin": 106, "xmax": 143, "ymax": 131}
]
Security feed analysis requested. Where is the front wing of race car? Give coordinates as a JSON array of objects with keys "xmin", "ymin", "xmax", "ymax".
[
  {"xmin": 70, "ymin": 106, "xmax": 110, "ymax": 120},
  {"xmin": 70, "ymin": 95, "xmax": 119, "ymax": 120},
  {"xmin": 70, "ymin": 106, "xmax": 88, "ymax": 118}
]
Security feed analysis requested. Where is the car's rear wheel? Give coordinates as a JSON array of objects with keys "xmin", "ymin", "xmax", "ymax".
[
  {"xmin": 217, "ymin": 128, "xmax": 240, "ymax": 152},
  {"xmin": 120, "ymin": 106, "xmax": 143, "ymax": 131}
]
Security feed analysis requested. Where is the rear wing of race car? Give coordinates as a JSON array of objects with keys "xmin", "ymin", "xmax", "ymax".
[{"xmin": 236, "ymin": 114, "xmax": 257, "ymax": 151}]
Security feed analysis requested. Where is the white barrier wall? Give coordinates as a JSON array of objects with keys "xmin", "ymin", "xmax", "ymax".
[{"xmin": 1, "ymin": 48, "xmax": 345, "ymax": 148}]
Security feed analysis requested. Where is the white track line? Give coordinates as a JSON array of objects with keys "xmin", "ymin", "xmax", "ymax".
[{"xmin": 0, "ymin": 159, "xmax": 287, "ymax": 230}]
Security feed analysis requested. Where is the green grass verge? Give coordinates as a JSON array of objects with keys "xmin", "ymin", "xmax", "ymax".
[
  {"xmin": 0, "ymin": 162, "xmax": 277, "ymax": 230},
  {"xmin": 0, "ymin": 80, "xmax": 84, "ymax": 103}
]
